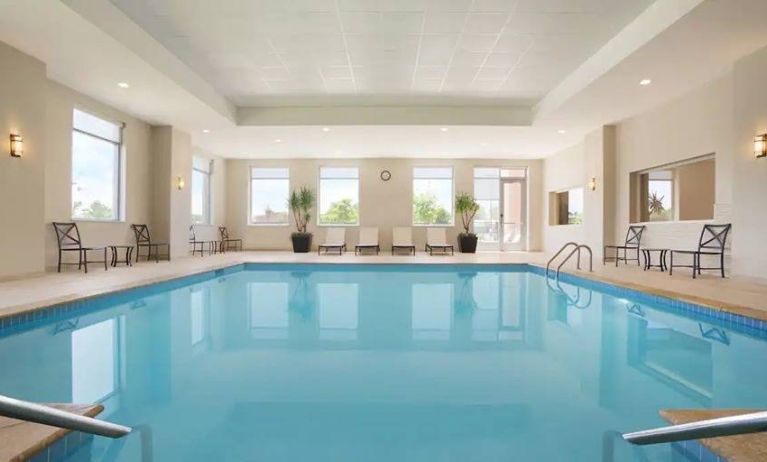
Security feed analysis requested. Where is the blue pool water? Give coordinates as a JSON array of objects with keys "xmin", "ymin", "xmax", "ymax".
[{"xmin": 1, "ymin": 264, "xmax": 766, "ymax": 461}]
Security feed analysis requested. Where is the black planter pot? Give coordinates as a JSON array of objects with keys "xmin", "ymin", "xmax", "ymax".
[
  {"xmin": 291, "ymin": 233, "xmax": 313, "ymax": 253},
  {"xmin": 458, "ymin": 233, "xmax": 478, "ymax": 253}
]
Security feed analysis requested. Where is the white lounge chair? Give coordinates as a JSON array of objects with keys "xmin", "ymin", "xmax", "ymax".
[
  {"xmin": 425, "ymin": 228, "xmax": 454, "ymax": 256},
  {"xmin": 318, "ymin": 228, "xmax": 346, "ymax": 255},
  {"xmin": 392, "ymin": 227, "xmax": 415, "ymax": 255},
  {"xmin": 355, "ymin": 227, "xmax": 380, "ymax": 255}
]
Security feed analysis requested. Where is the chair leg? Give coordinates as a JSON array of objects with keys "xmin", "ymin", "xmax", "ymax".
[
  {"xmin": 720, "ymin": 253, "xmax": 725, "ymax": 278},
  {"xmin": 104, "ymin": 248, "xmax": 108, "ymax": 271},
  {"xmin": 636, "ymin": 248, "xmax": 640, "ymax": 266},
  {"xmin": 83, "ymin": 250, "xmax": 88, "ymax": 274},
  {"xmin": 58, "ymin": 250, "xmax": 62, "ymax": 273},
  {"xmin": 692, "ymin": 253, "xmax": 698, "ymax": 279},
  {"xmin": 669, "ymin": 251, "xmax": 673, "ymax": 275}
]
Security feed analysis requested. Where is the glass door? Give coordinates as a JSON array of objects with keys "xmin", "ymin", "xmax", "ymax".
[{"xmin": 500, "ymin": 179, "xmax": 526, "ymax": 251}]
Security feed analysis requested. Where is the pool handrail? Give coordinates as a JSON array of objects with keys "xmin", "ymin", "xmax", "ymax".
[
  {"xmin": 623, "ymin": 410, "xmax": 767, "ymax": 445},
  {"xmin": 0, "ymin": 394, "xmax": 131, "ymax": 438},
  {"xmin": 546, "ymin": 242, "xmax": 579, "ymax": 276}
]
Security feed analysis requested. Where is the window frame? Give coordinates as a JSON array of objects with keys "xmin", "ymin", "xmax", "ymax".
[
  {"xmin": 248, "ymin": 166, "xmax": 291, "ymax": 227},
  {"xmin": 70, "ymin": 108, "xmax": 125, "ymax": 222},
  {"xmin": 317, "ymin": 166, "xmax": 360, "ymax": 227},
  {"xmin": 412, "ymin": 166, "xmax": 455, "ymax": 227},
  {"xmin": 191, "ymin": 156, "xmax": 213, "ymax": 225}
]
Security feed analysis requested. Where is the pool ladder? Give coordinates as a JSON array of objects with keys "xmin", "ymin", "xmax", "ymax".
[{"xmin": 546, "ymin": 242, "xmax": 593, "ymax": 280}]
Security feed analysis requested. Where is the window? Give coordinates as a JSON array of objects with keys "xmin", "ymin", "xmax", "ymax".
[
  {"xmin": 250, "ymin": 168, "xmax": 289, "ymax": 225},
  {"xmin": 633, "ymin": 156, "xmax": 715, "ymax": 222},
  {"xmin": 71, "ymin": 109, "xmax": 122, "ymax": 221},
  {"xmin": 190, "ymin": 288, "xmax": 208, "ymax": 346},
  {"xmin": 249, "ymin": 282, "xmax": 289, "ymax": 339},
  {"xmin": 72, "ymin": 319, "xmax": 116, "ymax": 403},
  {"xmin": 549, "ymin": 187, "xmax": 583, "ymax": 225},
  {"xmin": 319, "ymin": 167, "xmax": 359, "ymax": 225},
  {"xmin": 192, "ymin": 156, "xmax": 212, "ymax": 224},
  {"xmin": 413, "ymin": 167, "xmax": 453, "ymax": 225}
]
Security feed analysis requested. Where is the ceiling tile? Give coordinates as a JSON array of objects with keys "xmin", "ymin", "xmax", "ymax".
[
  {"xmin": 423, "ymin": 12, "xmax": 467, "ymax": 34},
  {"xmin": 464, "ymin": 12, "xmax": 509, "ymax": 34},
  {"xmin": 417, "ymin": 34, "xmax": 459, "ymax": 65},
  {"xmin": 458, "ymin": 34, "xmax": 499, "ymax": 53},
  {"xmin": 321, "ymin": 66, "xmax": 354, "ymax": 79}
]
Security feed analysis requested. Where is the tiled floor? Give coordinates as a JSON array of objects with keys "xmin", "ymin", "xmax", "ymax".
[{"xmin": 1, "ymin": 251, "xmax": 766, "ymax": 320}]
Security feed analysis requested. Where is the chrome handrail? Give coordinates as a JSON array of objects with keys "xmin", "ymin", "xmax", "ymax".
[
  {"xmin": 623, "ymin": 410, "xmax": 767, "ymax": 445},
  {"xmin": 0, "ymin": 394, "xmax": 131, "ymax": 438},
  {"xmin": 546, "ymin": 242, "xmax": 579, "ymax": 277}
]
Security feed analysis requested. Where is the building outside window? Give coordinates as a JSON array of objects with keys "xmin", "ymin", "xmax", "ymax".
[
  {"xmin": 319, "ymin": 167, "xmax": 359, "ymax": 226},
  {"xmin": 71, "ymin": 109, "xmax": 123, "ymax": 221},
  {"xmin": 191, "ymin": 156, "xmax": 212, "ymax": 224},
  {"xmin": 413, "ymin": 167, "xmax": 453, "ymax": 226},
  {"xmin": 250, "ymin": 167, "xmax": 290, "ymax": 225}
]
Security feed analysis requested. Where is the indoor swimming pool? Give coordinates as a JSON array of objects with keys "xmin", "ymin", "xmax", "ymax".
[{"xmin": 1, "ymin": 263, "xmax": 765, "ymax": 461}]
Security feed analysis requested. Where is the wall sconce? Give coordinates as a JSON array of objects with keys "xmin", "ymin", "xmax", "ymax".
[
  {"xmin": 754, "ymin": 134, "xmax": 767, "ymax": 158},
  {"xmin": 9, "ymin": 134, "xmax": 22, "ymax": 157},
  {"xmin": 588, "ymin": 177, "xmax": 597, "ymax": 191},
  {"xmin": 176, "ymin": 176, "xmax": 185, "ymax": 190}
]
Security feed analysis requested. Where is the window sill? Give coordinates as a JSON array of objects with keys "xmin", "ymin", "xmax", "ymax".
[
  {"xmin": 317, "ymin": 224, "xmax": 359, "ymax": 227},
  {"xmin": 549, "ymin": 223, "xmax": 583, "ymax": 227},
  {"xmin": 247, "ymin": 223, "xmax": 290, "ymax": 227},
  {"xmin": 71, "ymin": 218, "xmax": 125, "ymax": 224},
  {"xmin": 412, "ymin": 224, "xmax": 455, "ymax": 228},
  {"xmin": 631, "ymin": 219, "xmax": 714, "ymax": 225}
]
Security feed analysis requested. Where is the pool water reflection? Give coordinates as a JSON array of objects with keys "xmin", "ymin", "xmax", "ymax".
[{"xmin": 1, "ymin": 265, "xmax": 766, "ymax": 461}]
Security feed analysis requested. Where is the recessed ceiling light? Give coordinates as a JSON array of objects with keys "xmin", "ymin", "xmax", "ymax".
[
  {"xmin": 202, "ymin": 129, "xmax": 210, "ymax": 134},
  {"xmin": 440, "ymin": 127, "xmax": 449, "ymax": 132},
  {"xmin": 322, "ymin": 127, "xmax": 330, "ymax": 132},
  {"xmin": 274, "ymin": 139, "xmax": 282, "ymax": 143},
  {"xmin": 117, "ymin": 82, "xmax": 130, "ymax": 88},
  {"xmin": 639, "ymin": 78, "xmax": 652, "ymax": 86},
  {"xmin": 558, "ymin": 129, "xmax": 566, "ymax": 134},
  {"xmin": 480, "ymin": 142, "xmax": 489, "ymax": 147}
]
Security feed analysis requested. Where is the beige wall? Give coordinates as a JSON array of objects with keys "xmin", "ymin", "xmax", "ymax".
[
  {"xmin": 0, "ymin": 41, "xmax": 47, "ymax": 278},
  {"xmin": 44, "ymin": 81, "xmax": 154, "ymax": 270},
  {"xmin": 226, "ymin": 158, "xmax": 543, "ymax": 251},
  {"xmin": 732, "ymin": 44, "xmax": 767, "ymax": 277},
  {"xmin": 613, "ymin": 75, "xmax": 734, "ymax": 254},
  {"xmin": 676, "ymin": 159, "xmax": 716, "ymax": 221}
]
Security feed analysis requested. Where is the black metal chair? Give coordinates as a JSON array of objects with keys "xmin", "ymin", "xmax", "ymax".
[
  {"xmin": 603, "ymin": 225, "xmax": 646, "ymax": 267},
  {"xmin": 669, "ymin": 224, "xmax": 732, "ymax": 279},
  {"xmin": 219, "ymin": 226, "xmax": 243, "ymax": 252},
  {"xmin": 52, "ymin": 222, "xmax": 108, "ymax": 273},
  {"xmin": 189, "ymin": 225, "xmax": 217, "ymax": 256},
  {"xmin": 131, "ymin": 224, "xmax": 170, "ymax": 263}
]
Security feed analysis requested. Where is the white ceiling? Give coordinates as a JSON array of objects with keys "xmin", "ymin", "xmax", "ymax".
[{"xmin": 108, "ymin": 0, "xmax": 655, "ymax": 107}]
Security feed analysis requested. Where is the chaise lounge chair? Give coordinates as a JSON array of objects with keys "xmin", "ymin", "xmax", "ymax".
[
  {"xmin": 318, "ymin": 228, "xmax": 346, "ymax": 255},
  {"xmin": 219, "ymin": 226, "xmax": 243, "ymax": 252},
  {"xmin": 603, "ymin": 225, "xmax": 645, "ymax": 267},
  {"xmin": 425, "ymin": 228, "xmax": 454, "ymax": 256},
  {"xmin": 131, "ymin": 224, "xmax": 170, "ymax": 263},
  {"xmin": 355, "ymin": 227, "xmax": 380, "ymax": 255},
  {"xmin": 669, "ymin": 224, "xmax": 731, "ymax": 279},
  {"xmin": 53, "ymin": 222, "xmax": 109, "ymax": 273},
  {"xmin": 189, "ymin": 225, "xmax": 217, "ymax": 256},
  {"xmin": 392, "ymin": 227, "xmax": 415, "ymax": 255}
]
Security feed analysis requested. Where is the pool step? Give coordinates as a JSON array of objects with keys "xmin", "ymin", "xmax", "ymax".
[
  {"xmin": 0, "ymin": 403, "xmax": 102, "ymax": 462},
  {"xmin": 661, "ymin": 408, "xmax": 767, "ymax": 462}
]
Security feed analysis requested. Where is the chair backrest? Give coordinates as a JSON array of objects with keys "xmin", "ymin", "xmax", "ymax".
[
  {"xmin": 325, "ymin": 227, "xmax": 345, "ymax": 245},
  {"xmin": 393, "ymin": 227, "xmax": 412, "ymax": 246},
  {"xmin": 219, "ymin": 226, "xmax": 229, "ymax": 240},
  {"xmin": 131, "ymin": 224, "xmax": 151, "ymax": 244},
  {"xmin": 358, "ymin": 227, "xmax": 378, "ymax": 245},
  {"xmin": 427, "ymin": 228, "xmax": 447, "ymax": 245},
  {"xmin": 624, "ymin": 225, "xmax": 646, "ymax": 246},
  {"xmin": 52, "ymin": 222, "xmax": 82, "ymax": 250},
  {"xmin": 189, "ymin": 225, "xmax": 197, "ymax": 242},
  {"xmin": 698, "ymin": 224, "xmax": 732, "ymax": 252}
]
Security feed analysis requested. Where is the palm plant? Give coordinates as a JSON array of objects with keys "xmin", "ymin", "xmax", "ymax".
[
  {"xmin": 289, "ymin": 187, "xmax": 315, "ymax": 234},
  {"xmin": 648, "ymin": 192, "xmax": 665, "ymax": 217},
  {"xmin": 455, "ymin": 192, "xmax": 480, "ymax": 235}
]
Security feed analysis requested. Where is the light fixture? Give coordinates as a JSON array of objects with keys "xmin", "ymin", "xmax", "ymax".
[
  {"xmin": 275, "ymin": 138, "xmax": 282, "ymax": 143},
  {"xmin": 558, "ymin": 129, "xmax": 566, "ymax": 134},
  {"xmin": 9, "ymin": 134, "xmax": 22, "ymax": 157},
  {"xmin": 202, "ymin": 129, "xmax": 211, "ymax": 134},
  {"xmin": 588, "ymin": 177, "xmax": 597, "ymax": 191},
  {"xmin": 322, "ymin": 127, "xmax": 330, "ymax": 132},
  {"xmin": 440, "ymin": 127, "xmax": 449, "ymax": 132},
  {"xmin": 754, "ymin": 134, "xmax": 767, "ymax": 158},
  {"xmin": 117, "ymin": 82, "xmax": 130, "ymax": 88},
  {"xmin": 176, "ymin": 176, "xmax": 185, "ymax": 190},
  {"xmin": 639, "ymin": 78, "xmax": 652, "ymax": 86}
]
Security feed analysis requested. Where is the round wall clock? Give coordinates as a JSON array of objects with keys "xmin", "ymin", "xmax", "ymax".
[{"xmin": 380, "ymin": 170, "xmax": 392, "ymax": 181}]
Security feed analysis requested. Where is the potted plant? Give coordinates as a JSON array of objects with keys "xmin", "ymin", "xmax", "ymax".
[
  {"xmin": 289, "ymin": 186, "xmax": 315, "ymax": 253},
  {"xmin": 455, "ymin": 191, "xmax": 480, "ymax": 253}
]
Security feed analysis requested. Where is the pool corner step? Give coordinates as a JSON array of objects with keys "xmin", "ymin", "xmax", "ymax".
[
  {"xmin": 0, "ymin": 403, "xmax": 103, "ymax": 462},
  {"xmin": 661, "ymin": 408, "xmax": 767, "ymax": 462}
]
